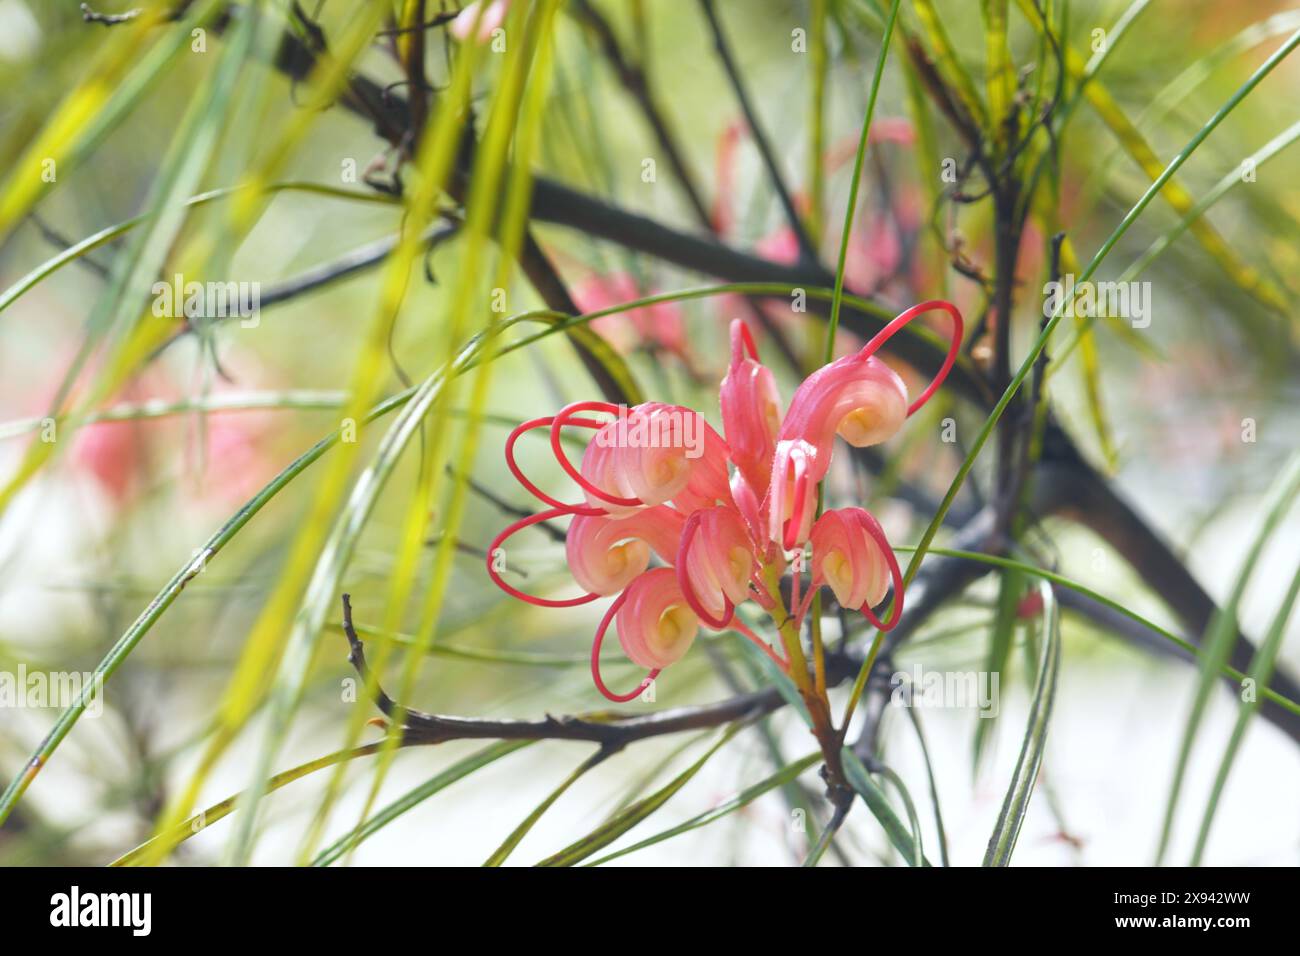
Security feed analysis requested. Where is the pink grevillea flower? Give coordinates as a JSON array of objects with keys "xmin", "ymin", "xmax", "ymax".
[{"xmin": 487, "ymin": 300, "xmax": 963, "ymax": 702}]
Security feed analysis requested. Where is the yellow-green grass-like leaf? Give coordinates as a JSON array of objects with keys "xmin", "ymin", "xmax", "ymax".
[
  {"xmin": 140, "ymin": 0, "xmax": 472, "ymax": 868},
  {"xmin": 316, "ymin": 0, "xmax": 568, "ymax": 869},
  {"xmin": 586, "ymin": 752, "xmax": 820, "ymax": 866},
  {"xmin": 1190, "ymin": 558, "xmax": 1300, "ymax": 866},
  {"xmin": 909, "ymin": 0, "xmax": 988, "ymax": 129},
  {"xmin": 1052, "ymin": 119, "xmax": 1300, "ymax": 374},
  {"xmin": 0, "ymin": 182, "xmax": 397, "ymax": 319},
  {"xmin": 484, "ymin": 749, "xmax": 611, "ymax": 866},
  {"xmin": 1015, "ymin": 0, "xmax": 1289, "ymax": 315},
  {"xmin": 974, "ymin": 567, "xmax": 1024, "ymax": 774},
  {"xmin": 1156, "ymin": 453, "xmax": 1300, "ymax": 865},
  {"xmin": 841, "ymin": 749, "xmax": 932, "ymax": 866},
  {"xmin": 1073, "ymin": 10, "xmax": 1300, "ymax": 208},
  {"xmin": 0, "ymin": 1, "xmax": 263, "ymax": 521},
  {"xmin": 536, "ymin": 724, "xmax": 745, "ymax": 866},
  {"xmin": 906, "ymin": 706, "xmax": 950, "ymax": 866},
  {"xmin": 0, "ymin": 0, "xmax": 225, "ymax": 238},
  {"xmin": 980, "ymin": 0, "xmax": 1014, "ymax": 149},
  {"xmin": 824, "ymin": 0, "xmax": 903, "ymax": 363},
  {"xmin": 111, "ymin": 737, "xmax": 529, "ymax": 866},
  {"xmin": 311, "ymin": 741, "xmax": 534, "ymax": 867},
  {"xmin": 983, "ymin": 579, "xmax": 1060, "ymax": 866}
]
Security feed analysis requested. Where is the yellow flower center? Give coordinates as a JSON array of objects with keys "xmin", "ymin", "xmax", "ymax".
[
  {"xmin": 655, "ymin": 604, "xmax": 698, "ymax": 655},
  {"xmin": 838, "ymin": 407, "xmax": 881, "ymax": 446},
  {"xmin": 822, "ymin": 550, "xmax": 855, "ymax": 605}
]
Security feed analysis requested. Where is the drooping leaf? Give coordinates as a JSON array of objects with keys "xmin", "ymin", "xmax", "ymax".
[
  {"xmin": 841, "ymin": 748, "xmax": 932, "ymax": 866},
  {"xmin": 536, "ymin": 724, "xmax": 744, "ymax": 867},
  {"xmin": 984, "ymin": 579, "xmax": 1060, "ymax": 866}
]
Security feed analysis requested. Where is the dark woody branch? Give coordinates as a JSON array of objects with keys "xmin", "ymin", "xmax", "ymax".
[
  {"xmin": 263, "ymin": 1, "xmax": 632, "ymax": 404},
  {"xmin": 340, "ymin": 593, "xmax": 860, "ymax": 751},
  {"xmin": 213, "ymin": 7, "xmax": 989, "ymax": 404}
]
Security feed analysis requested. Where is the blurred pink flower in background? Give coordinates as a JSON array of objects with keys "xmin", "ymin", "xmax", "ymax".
[
  {"xmin": 5, "ymin": 343, "xmax": 283, "ymax": 515},
  {"xmin": 710, "ymin": 118, "xmax": 920, "ymax": 347},
  {"xmin": 186, "ymin": 394, "xmax": 280, "ymax": 507},
  {"xmin": 573, "ymin": 271, "xmax": 691, "ymax": 362},
  {"xmin": 449, "ymin": 0, "xmax": 509, "ymax": 43},
  {"xmin": 9, "ymin": 352, "xmax": 170, "ymax": 508},
  {"xmin": 70, "ymin": 398, "xmax": 149, "ymax": 504}
]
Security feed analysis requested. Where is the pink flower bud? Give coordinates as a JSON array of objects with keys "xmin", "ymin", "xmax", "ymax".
[
  {"xmin": 728, "ymin": 468, "xmax": 764, "ymax": 545},
  {"xmin": 768, "ymin": 439, "xmax": 817, "ymax": 550},
  {"xmin": 720, "ymin": 320, "xmax": 782, "ymax": 495},
  {"xmin": 809, "ymin": 507, "xmax": 903, "ymax": 629}
]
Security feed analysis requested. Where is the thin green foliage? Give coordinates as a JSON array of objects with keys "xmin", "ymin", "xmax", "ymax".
[{"xmin": 1156, "ymin": 454, "xmax": 1300, "ymax": 865}]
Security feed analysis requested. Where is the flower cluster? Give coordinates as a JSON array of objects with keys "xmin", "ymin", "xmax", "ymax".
[{"xmin": 487, "ymin": 301, "xmax": 963, "ymax": 702}]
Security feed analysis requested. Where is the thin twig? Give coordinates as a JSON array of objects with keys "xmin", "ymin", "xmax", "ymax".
[
  {"xmin": 697, "ymin": 0, "xmax": 819, "ymax": 265},
  {"xmin": 81, "ymin": 3, "xmax": 143, "ymax": 25},
  {"xmin": 572, "ymin": 0, "xmax": 804, "ymax": 373},
  {"xmin": 343, "ymin": 594, "xmax": 800, "ymax": 750},
  {"xmin": 572, "ymin": 0, "xmax": 712, "ymax": 228}
]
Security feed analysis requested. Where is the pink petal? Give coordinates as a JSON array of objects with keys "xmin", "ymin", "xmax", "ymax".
[
  {"xmin": 728, "ymin": 469, "xmax": 765, "ymax": 545},
  {"xmin": 567, "ymin": 506, "xmax": 685, "ymax": 596},
  {"xmin": 777, "ymin": 350, "xmax": 909, "ymax": 485},
  {"xmin": 616, "ymin": 568, "xmax": 700, "ymax": 669},
  {"xmin": 678, "ymin": 505, "xmax": 754, "ymax": 622},
  {"xmin": 451, "ymin": 0, "xmax": 508, "ymax": 42},
  {"xmin": 579, "ymin": 403, "xmax": 727, "ymax": 515},
  {"xmin": 719, "ymin": 319, "xmax": 782, "ymax": 495}
]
